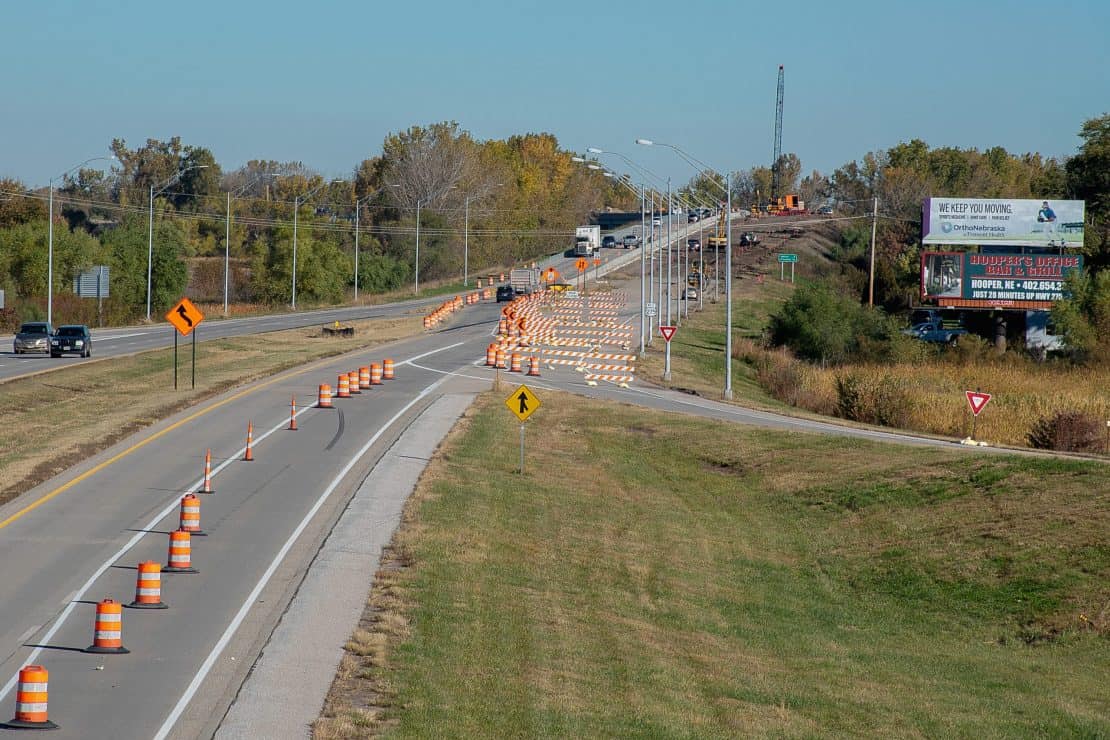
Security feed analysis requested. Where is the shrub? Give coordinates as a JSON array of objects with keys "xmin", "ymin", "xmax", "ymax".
[{"xmin": 1028, "ymin": 411, "xmax": 1105, "ymax": 453}]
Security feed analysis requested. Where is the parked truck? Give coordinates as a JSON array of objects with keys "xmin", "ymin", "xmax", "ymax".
[
  {"xmin": 903, "ymin": 321, "xmax": 969, "ymax": 345},
  {"xmin": 509, "ymin": 267, "xmax": 541, "ymax": 295},
  {"xmin": 574, "ymin": 225, "xmax": 600, "ymax": 256}
]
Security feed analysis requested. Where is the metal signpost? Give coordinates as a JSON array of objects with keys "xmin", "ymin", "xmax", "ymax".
[
  {"xmin": 74, "ymin": 266, "xmax": 110, "ymax": 325},
  {"xmin": 778, "ymin": 253, "xmax": 797, "ymax": 283},
  {"xmin": 166, "ymin": 297, "xmax": 205, "ymax": 390},
  {"xmin": 965, "ymin": 389, "xmax": 992, "ymax": 442},
  {"xmin": 659, "ymin": 325, "xmax": 676, "ymax": 381},
  {"xmin": 505, "ymin": 384, "xmax": 541, "ymax": 474}
]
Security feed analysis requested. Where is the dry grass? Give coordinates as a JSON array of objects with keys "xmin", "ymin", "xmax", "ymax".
[{"xmin": 0, "ymin": 315, "xmax": 423, "ymax": 507}]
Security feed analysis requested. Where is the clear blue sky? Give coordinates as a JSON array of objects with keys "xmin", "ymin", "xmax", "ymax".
[{"xmin": 4, "ymin": 0, "xmax": 1108, "ymax": 190}]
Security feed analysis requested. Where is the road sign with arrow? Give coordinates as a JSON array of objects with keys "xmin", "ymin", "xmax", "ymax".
[{"xmin": 506, "ymin": 384, "xmax": 541, "ymax": 422}]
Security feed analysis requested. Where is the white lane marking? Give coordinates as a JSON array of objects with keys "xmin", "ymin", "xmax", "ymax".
[
  {"xmin": 92, "ymin": 331, "xmax": 149, "ymax": 341},
  {"xmin": 0, "ymin": 409, "xmax": 305, "ymax": 704},
  {"xmin": 154, "ymin": 373, "xmax": 448, "ymax": 740},
  {"xmin": 399, "ymin": 341, "xmax": 465, "ymax": 365}
]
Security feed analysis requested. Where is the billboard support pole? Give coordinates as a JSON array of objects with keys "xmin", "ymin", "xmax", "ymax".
[{"xmin": 868, "ymin": 196, "xmax": 878, "ymax": 307}]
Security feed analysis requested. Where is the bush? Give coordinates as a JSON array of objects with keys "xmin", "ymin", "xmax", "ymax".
[
  {"xmin": 1028, "ymin": 411, "xmax": 1105, "ymax": 453},
  {"xmin": 834, "ymin": 372, "xmax": 913, "ymax": 427}
]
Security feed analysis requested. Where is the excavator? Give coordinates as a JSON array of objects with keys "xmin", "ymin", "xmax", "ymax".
[{"xmin": 707, "ymin": 207, "xmax": 727, "ymax": 249}]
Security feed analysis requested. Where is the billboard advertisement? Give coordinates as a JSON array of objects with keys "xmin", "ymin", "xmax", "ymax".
[
  {"xmin": 922, "ymin": 198, "xmax": 1085, "ymax": 247},
  {"xmin": 922, "ymin": 251, "xmax": 1083, "ymax": 308}
]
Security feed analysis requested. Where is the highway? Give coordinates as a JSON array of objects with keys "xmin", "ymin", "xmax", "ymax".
[{"xmin": 7, "ymin": 211, "xmax": 975, "ymax": 737}]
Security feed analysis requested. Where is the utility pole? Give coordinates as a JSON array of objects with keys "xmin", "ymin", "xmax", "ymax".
[{"xmin": 868, "ymin": 195, "xmax": 878, "ymax": 307}]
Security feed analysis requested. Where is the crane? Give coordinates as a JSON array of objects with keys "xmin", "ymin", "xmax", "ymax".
[{"xmin": 771, "ymin": 64, "xmax": 784, "ymax": 203}]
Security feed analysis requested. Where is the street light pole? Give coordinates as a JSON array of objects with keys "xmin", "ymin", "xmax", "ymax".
[
  {"xmin": 292, "ymin": 194, "xmax": 301, "ymax": 309},
  {"xmin": 148, "ymin": 164, "xmax": 207, "ymax": 321},
  {"xmin": 463, "ymin": 195, "xmax": 469, "ymax": 287},
  {"xmin": 354, "ymin": 198, "xmax": 360, "ymax": 301},
  {"xmin": 414, "ymin": 199, "xmax": 423, "ymax": 295},
  {"xmin": 664, "ymin": 178, "xmax": 672, "ymax": 382},
  {"xmin": 724, "ymin": 172, "xmax": 733, "ymax": 400}
]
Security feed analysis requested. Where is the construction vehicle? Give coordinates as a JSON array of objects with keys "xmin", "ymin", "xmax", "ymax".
[
  {"xmin": 767, "ymin": 194, "xmax": 806, "ymax": 216},
  {"xmin": 706, "ymin": 208, "xmax": 728, "ymax": 249}
]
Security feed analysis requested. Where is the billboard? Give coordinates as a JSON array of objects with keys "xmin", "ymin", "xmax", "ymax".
[
  {"xmin": 921, "ymin": 251, "xmax": 1083, "ymax": 308},
  {"xmin": 922, "ymin": 198, "xmax": 1085, "ymax": 247}
]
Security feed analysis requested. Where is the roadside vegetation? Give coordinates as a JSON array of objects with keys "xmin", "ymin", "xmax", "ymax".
[
  {"xmin": 0, "ymin": 315, "xmax": 422, "ymax": 508},
  {"xmin": 317, "ymin": 391, "xmax": 1110, "ymax": 738}
]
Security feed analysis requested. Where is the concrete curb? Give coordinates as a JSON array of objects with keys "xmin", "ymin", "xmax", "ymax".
[{"xmin": 215, "ymin": 391, "xmax": 477, "ymax": 739}]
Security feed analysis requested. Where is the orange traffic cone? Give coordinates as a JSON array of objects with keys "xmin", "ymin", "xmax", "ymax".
[
  {"xmin": 289, "ymin": 396, "xmax": 298, "ymax": 430},
  {"xmin": 199, "ymin": 449, "xmax": 212, "ymax": 493},
  {"xmin": 243, "ymin": 421, "xmax": 254, "ymax": 461},
  {"xmin": 126, "ymin": 561, "xmax": 168, "ymax": 609},
  {"xmin": 1, "ymin": 666, "xmax": 58, "ymax": 729},
  {"xmin": 85, "ymin": 598, "xmax": 129, "ymax": 654}
]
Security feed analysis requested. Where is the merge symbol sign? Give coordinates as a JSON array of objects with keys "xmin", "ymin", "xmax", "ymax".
[
  {"xmin": 166, "ymin": 297, "xmax": 205, "ymax": 337},
  {"xmin": 505, "ymin": 384, "xmax": 541, "ymax": 422}
]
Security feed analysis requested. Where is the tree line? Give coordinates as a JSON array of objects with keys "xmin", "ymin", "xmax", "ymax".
[{"xmin": 0, "ymin": 123, "xmax": 631, "ymax": 327}]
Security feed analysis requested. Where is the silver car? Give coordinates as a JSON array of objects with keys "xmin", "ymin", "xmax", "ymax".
[{"xmin": 14, "ymin": 322, "xmax": 53, "ymax": 354}]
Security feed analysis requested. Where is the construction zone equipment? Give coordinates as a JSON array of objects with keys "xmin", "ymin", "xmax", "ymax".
[
  {"xmin": 179, "ymin": 494, "xmax": 205, "ymax": 536},
  {"xmin": 2, "ymin": 666, "xmax": 58, "ymax": 729},
  {"xmin": 707, "ymin": 208, "xmax": 728, "ymax": 249},
  {"xmin": 127, "ymin": 561, "xmax": 168, "ymax": 609},
  {"xmin": 495, "ymin": 348, "xmax": 507, "ymax": 369},
  {"xmin": 510, "ymin": 352, "xmax": 523, "ymax": 373},
  {"xmin": 164, "ymin": 529, "xmax": 198, "ymax": 573},
  {"xmin": 527, "ymin": 356, "xmax": 541, "ymax": 376},
  {"xmin": 370, "ymin": 363, "xmax": 383, "ymax": 385},
  {"xmin": 383, "ymin": 358, "xmax": 395, "ymax": 379},
  {"xmin": 347, "ymin": 370, "xmax": 361, "ymax": 394},
  {"xmin": 243, "ymin": 421, "xmax": 254, "ymax": 461},
  {"xmin": 767, "ymin": 194, "xmax": 806, "ymax": 215},
  {"xmin": 289, "ymin": 396, "xmax": 298, "ymax": 429},
  {"xmin": 317, "ymin": 384, "xmax": 333, "ymax": 408},
  {"xmin": 486, "ymin": 344, "xmax": 497, "ymax": 366},
  {"xmin": 199, "ymin": 449, "xmax": 212, "ymax": 494},
  {"xmin": 358, "ymin": 366, "xmax": 371, "ymax": 390},
  {"xmin": 336, "ymin": 374, "xmax": 351, "ymax": 398},
  {"xmin": 85, "ymin": 598, "xmax": 129, "ymax": 654}
]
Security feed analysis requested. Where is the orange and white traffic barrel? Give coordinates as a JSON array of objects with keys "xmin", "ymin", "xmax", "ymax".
[
  {"xmin": 483, "ymin": 288, "xmax": 492, "ymax": 300},
  {"xmin": 370, "ymin": 363, "xmax": 383, "ymax": 385},
  {"xmin": 336, "ymin": 374, "xmax": 351, "ymax": 398},
  {"xmin": 127, "ymin": 561, "xmax": 168, "ymax": 609},
  {"xmin": 485, "ymin": 344, "xmax": 497, "ymax": 366},
  {"xmin": 289, "ymin": 395, "xmax": 298, "ymax": 429},
  {"xmin": 347, "ymin": 370, "xmax": 361, "ymax": 394},
  {"xmin": 383, "ymin": 358, "xmax": 395, "ymax": 380},
  {"xmin": 495, "ymin": 348, "xmax": 507, "ymax": 369},
  {"xmin": 1, "ymin": 666, "xmax": 58, "ymax": 729},
  {"xmin": 527, "ymin": 357, "xmax": 541, "ymax": 376},
  {"xmin": 199, "ymin": 448, "xmax": 213, "ymax": 494},
  {"xmin": 179, "ymin": 493, "xmax": 205, "ymax": 536},
  {"xmin": 317, "ymin": 384, "xmax": 333, "ymax": 408},
  {"xmin": 164, "ymin": 529, "xmax": 198, "ymax": 574},
  {"xmin": 85, "ymin": 598, "xmax": 129, "ymax": 654},
  {"xmin": 358, "ymin": 366, "xmax": 371, "ymax": 389},
  {"xmin": 510, "ymin": 352, "xmax": 522, "ymax": 372},
  {"xmin": 499, "ymin": 273, "xmax": 506, "ymax": 282},
  {"xmin": 422, "ymin": 316, "xmax": 432, "ymax": 330}
]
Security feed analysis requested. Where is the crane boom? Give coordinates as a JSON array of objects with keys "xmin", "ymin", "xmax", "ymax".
[{"xmin": 772, "ymin": 64, "xmax": 784, "ymax": 202}]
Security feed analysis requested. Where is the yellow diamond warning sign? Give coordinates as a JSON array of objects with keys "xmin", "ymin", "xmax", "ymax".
[{"xmin": 505, "ymin": 384, "xmax": 540, "ymax": 422}]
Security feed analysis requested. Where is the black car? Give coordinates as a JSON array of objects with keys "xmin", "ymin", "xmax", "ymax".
[
  {"xmin": 687, "ymin": 238, "xmax": 701, "ymax": 251},
  {"xmin": 687, "ymin": 212, "xmax": 700, "ymax": 223},
  {"xmin": 50, "ymin": 325, "xmax": 92, "ymax": 357},
  {"xmin": 496, "ymin": 285, "xmax": 514, "ymax": 302},
  {"xmin": 601, "ymin": 235, "xmax": 618, "ymax": 249}
]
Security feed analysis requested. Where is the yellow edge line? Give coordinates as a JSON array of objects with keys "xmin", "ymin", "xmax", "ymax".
[{"xmin": 0, "ymin": 347, "xmax": 369, "ymax": 532}]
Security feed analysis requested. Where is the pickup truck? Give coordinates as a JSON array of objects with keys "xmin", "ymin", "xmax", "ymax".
[{"xmin": 903, "ymin": 322, "xmax": 968, "ymax": 345}]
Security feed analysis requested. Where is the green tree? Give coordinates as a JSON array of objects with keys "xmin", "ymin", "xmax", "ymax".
[
  {"xmin": 1065, "ymin": 114, "xmax": 1110, "ymax": 270},
  {"xmin": 0, "ymin": 221, "xmax": 104, "ymax": 300},
  {"xmin": 101, "ymin": 217, "xmax": 188, "ymax": 318},
  {"xmin": 1051, "ymin": 269, "xmax": 1110, "ymax": 360},
  {"xmin": 0, "ymin": 179, "xmax": 47, "ymax": 227}
]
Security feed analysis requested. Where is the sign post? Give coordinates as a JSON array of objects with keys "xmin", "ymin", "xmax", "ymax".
[
  {"xmin": 505, "ymin": 384, "xmax": 541, "ymax": 474},
  {"xmin": 965, "ymin": 388, "xmax": 992, "ymax": 442},
  {"xmin": 166, "ymin": 297, "xmax": 205, "ymax": 390},
  {"xmin": 576, "ymin": 257, "xmax": 588, "ymax": 294},
  {"xmin": 659, "ymin": 325, "xmax": 676, "ymax": 381},
  {"xmin": 778, "ymin": 253, "xmax": 797, "ymax": 283}
]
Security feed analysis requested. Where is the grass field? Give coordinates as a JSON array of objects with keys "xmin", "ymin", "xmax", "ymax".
[
  {"xmin": 0, "ymin": 314, "xmax": 423, "ymax": 507},
  {"xmin": 317, "ymin": 392, "xmax": 1110, "ymax": 738}
]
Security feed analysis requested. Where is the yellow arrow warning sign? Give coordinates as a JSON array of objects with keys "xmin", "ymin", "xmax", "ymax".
[{"xmin": 505, "ymin": 384, "xmax": 541, "ymax": 422}]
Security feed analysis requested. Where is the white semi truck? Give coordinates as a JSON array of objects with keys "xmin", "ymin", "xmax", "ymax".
[{"xmin": 574, "ymin": 225, "xmax": 600, "ymax": 256}]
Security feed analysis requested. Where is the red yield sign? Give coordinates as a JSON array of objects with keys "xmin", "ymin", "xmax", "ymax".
[
  {"xmin": 965, "ymin": 390, "xmax": 992, "ymax": 416},
  {"xmin": 659, "ymin": 325, "xmax": 676, "ymax": 343}
]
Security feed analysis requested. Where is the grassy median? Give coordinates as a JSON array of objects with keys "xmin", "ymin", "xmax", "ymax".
[
  {"xmin": 0, "ymin": 315, "xmax": 423, "ymax": 507},
  {"xmin": 317, "ymin": 391, "xmax": 1109, "ymax": 738}
]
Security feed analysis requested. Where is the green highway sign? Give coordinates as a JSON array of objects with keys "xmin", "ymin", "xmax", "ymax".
[{"xmin": 778, "ymin": 253, "xmax": 798, "ymax": 263}]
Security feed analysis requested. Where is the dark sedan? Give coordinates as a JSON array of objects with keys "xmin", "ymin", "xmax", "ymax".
[
  {"xmin": 496, "ymin": 285, "xmax": 515, "ymax": 302},
  {"xmin": 50, "ymin": 325, "xmax": 92, "ymax": 357}
]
